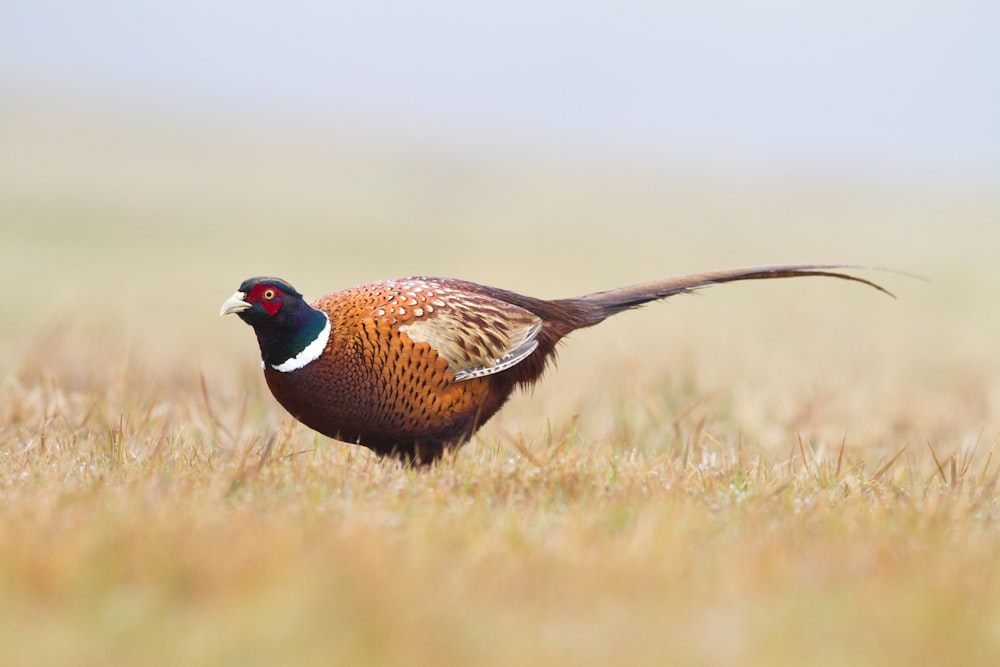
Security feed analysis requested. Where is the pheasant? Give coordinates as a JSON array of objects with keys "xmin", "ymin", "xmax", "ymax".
[{"xmin": 221, "ymin": 265, "xmax": 889, "ymax": 462}]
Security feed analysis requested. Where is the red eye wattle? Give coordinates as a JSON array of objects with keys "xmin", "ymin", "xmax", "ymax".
[{"xmin": 250, "ymin": 284, "xmax": 282, "ymax": 315}]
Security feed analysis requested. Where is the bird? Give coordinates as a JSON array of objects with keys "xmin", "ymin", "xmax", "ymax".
[{"xmin": 220, "ymin": 265, "xmax": 890, "ymax": 463}]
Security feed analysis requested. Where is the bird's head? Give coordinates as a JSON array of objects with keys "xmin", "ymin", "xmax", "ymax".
[
  {"xmin": 219, "ymin": 276, "xmax": 307, "ymax": 326},
  {"xmin": 220, "ymin": 277, "xmax": 330, "ymax": 370}
]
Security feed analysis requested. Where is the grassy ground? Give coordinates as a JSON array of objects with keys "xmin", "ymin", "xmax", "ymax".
[{"xmin": 2, "ymin": 105, "xmax": 1000, "ymax": 665}]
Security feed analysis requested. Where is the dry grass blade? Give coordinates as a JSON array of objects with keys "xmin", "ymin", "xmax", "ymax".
[
  {"xmin": 927, "ymin": 439, "xmax": 949, "ymax": 484},
  {"xmin": 835, "ymin": 436, "xmax": 846, "ymax": 479},
  {"xmin": 256, "ymin": 431, "xmax": 277, "ymax": 470},
  {"xmin": 505, "ymin": 432, "xmax": 543, "ymax": 467},
  {"xmin": 797, "ymin": 433, "xmax": 814, "ymax": 478},
  {"xmin": 870, "ymin": 445, "xmax": 908, "ymax": 483},
  {"xmin": 980, "ymin": 439, "xmax": 997, "ymax": 483},
  {"xmin": 543, "ymin": 413, "xmax": 580, "ymax": 463},
  {"xmin": 200, "ymin": 371, "xmax": 234, "ymax": 443},
  {"xmin": 959, "ymin": 427, "xmax": 984, "ymax": 479},
  {"xmin": 224, "ymin": 433, "xmax": 278, "ymax": 498}
]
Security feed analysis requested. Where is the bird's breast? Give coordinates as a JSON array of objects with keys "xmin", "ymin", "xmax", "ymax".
[{"xmin": 262, "ymin": 307, "xmax": 496, "ymax": 448}]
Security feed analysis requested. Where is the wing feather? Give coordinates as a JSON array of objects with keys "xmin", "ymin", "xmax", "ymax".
[{"xmin": 397, "ymin": 288, "xmax": 543, "ymax": 382}]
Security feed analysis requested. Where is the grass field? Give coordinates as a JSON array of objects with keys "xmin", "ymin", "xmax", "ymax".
[{"xmin": 2, "ymin": 106, "xmax": 1000, "ymax": 665}]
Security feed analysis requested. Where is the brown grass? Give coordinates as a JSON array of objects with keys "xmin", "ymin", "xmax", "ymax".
[{"xmin": 2, "ymin": 105, "xmax": 1000, "ymax": 666}]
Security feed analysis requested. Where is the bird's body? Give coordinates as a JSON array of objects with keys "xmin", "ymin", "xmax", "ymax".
[
  {"xmin": 222, "ymin": 266, "xmax": 889, "ymax": 462},
  {"xmin": 261, "ymin": 278, "xmax": 534, "ymax": 460}
]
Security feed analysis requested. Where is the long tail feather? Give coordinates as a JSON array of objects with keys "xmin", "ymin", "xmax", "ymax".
[{"xmin": 571, "ymin": 264, "xmax": 893, "ymax": 325}]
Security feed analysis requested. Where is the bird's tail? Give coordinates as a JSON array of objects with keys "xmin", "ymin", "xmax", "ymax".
[{"xmin": 554, "ymin": 264, "xmax": 893, "ymax": 329}]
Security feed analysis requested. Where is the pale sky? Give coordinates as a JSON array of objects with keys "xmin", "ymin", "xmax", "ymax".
[{"xmin": 3, "ymin": 2, "xmax": 998, "ymax": 185}]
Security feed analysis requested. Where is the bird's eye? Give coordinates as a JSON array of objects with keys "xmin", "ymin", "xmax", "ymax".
[{"xmin": 263, "ymin": 289, "xmax": 276, "ymax": 300}]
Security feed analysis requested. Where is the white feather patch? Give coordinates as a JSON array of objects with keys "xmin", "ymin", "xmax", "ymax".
[
  {"xmin": 270, "ymin": 315, "xmax": 331, "ymax": 373},
  {"xmin": 452, "ymin": 338, "xmax": 539, "ymax": 381}
]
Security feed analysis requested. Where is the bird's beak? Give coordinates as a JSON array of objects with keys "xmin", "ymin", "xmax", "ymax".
[{"xmin": 220, "ymin": 291, "xmax": 252, "ymax": 316}]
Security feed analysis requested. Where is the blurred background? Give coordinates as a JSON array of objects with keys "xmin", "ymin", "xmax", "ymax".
[
  {"xmin": 4, "ymin": 7, "xmax": 1000, "ymax": 664},
  {"xmin": 2, "ymin": 2, "xmax": 998, "ymax": 448}
]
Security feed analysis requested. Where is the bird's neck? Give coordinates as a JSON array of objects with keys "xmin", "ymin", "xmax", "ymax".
[{"xmin": 257, "ymin": 307, "xmax": 331, "ymax": 373}]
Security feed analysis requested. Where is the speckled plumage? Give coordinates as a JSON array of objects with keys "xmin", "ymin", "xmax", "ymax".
[
  {"xmin": 264, "ymin": 279, "xmax": 521, "ymax": 460},
  {"xmin": 222, "ymin": 266, "xmax": 890, "ymax": 462}
]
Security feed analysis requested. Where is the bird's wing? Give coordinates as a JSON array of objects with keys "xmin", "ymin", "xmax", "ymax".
[{"xmin": 394, "ymin": 286, "xmax": 543, "ymax": 382}]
